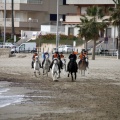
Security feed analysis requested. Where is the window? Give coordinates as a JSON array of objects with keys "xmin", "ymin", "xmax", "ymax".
[
  {"xmin": 63, "ymin": 0, "xmax": 66, "ymax": 5},
  {"xmin": 63, "ymin": 15, "xmax": 65, "ymax": 21},
  {"xmin": 106, "ymin": 28, "xmax": 111, "ymax": 38},
  {"xmin": 68, "ymin": 27, "xmax": 74, "ymax": 35},
  {"xmin": 81, "ymin": 7, "xmax": 87, "ymax": 15},
  {"xmin": 27, "ymin": 0, "xmax": 43, "ymax": 4},
  {"xmin": 50, "ymin": 14, "xmax": 57, "ymax": 21}
]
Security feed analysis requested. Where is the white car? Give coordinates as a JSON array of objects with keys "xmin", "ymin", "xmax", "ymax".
[
  {"xmin": 58, "ymin": 45, "xmax": 73, "ymax": 53},
  {"xmin": 3, "ymin": 42, "xmax": 15, "ymax": 48},
  {"xmin": 52, "ymin": 45, "xmax": 73, "ymax": 53}
]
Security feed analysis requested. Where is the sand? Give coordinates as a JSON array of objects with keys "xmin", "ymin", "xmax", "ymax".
[{"xmin": 0, "ymin": 53, "xmax": 120, "ymax": 120}]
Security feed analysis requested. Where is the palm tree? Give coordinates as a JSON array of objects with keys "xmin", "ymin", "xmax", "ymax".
[
  {"xmin": 86, "ymin": 6, "xmax": 108, "ymax": 60},
  {"xmin": 77, "ymin": 6, "xmax": 108, "ymax": 60},
  {"xmin": 108, "ymin": 0, "xmax": 120, "ymax": 59},
  {"xmin": 77, "ymin": 16, "xmax": 92, "ymax": 50}
]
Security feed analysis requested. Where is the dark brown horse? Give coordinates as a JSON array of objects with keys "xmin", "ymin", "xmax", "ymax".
[{"xmin": 67, "ymin": 59, "xmax": 78, "ymax": 81}]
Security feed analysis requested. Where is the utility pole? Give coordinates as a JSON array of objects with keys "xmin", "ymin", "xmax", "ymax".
[
  {"xmin": 56, "ymin": 0, "xmax": 59, "ymax": 52},
  {"xmin": 11, "ymin": 0, "xmax": 14, "ymax": 40},
  {"xmin": 3, "ymin": 0, "xmax": 6, "ymax": 45}
]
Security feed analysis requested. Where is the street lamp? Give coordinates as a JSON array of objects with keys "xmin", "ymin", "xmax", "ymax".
[
  {"xmin": 60, "ymin": 18, "xmax": 63, "ymax": 34},
  {"xmin": 58, "ymin": 18, "xmax": 63, "ymax": 46},
  {"xmin": 28, "ymin": 18, "xmax": 32, "ymax": 31}
]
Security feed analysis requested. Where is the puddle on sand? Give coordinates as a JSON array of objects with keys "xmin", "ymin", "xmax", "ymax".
[
  {"xmin": 0, "ymin": 81, "xmax": 54, "ymax": 108},
  {"xmin": 0, "ymin": 81, "xmax": 25, "ymax": 108}
]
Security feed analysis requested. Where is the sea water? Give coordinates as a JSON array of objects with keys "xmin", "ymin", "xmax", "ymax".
[{"xmin": 0, "ymin": 81, "xmax": 24, "ymax": 108}]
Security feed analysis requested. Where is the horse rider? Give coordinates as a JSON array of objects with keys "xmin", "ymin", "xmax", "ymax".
[
  {"xmin": 31, "ymin": 52, "xmax": 41, "ymax": 68},
  {"xmin": 83, "ymin": 50, "xmax": 89, "ymax": 67},
  {"xmin": 67, "ymin": 51, "xmax": 78, "ymax": 71},
  {"xmin": 59, "ymin": 52, "xmax": 65, "ymax": 69},
  {"xmin": 78, "ymin": 51, "xmax": 87, "ymax": 65},
  {"xmin": 41, "ymin": 52, "xmax": 50, "ymax": 68},
  {"xmin": 49, "ymin": 51, "xmax": 61, "ymax": 72},
  {"xmin": 59, "ymin": 52, "xmax": 64, "ymax": 59}
]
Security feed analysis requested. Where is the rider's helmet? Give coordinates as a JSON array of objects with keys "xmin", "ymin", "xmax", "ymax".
[{"xmin": 55, "ymin": 51, "xmax": 58, "ymax": 54}]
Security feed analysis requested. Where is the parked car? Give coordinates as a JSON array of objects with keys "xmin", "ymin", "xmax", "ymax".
[
  {"xmin": 0, "ymin": 42, "xmax": 3, "ymax": 48},
  {"xmin": 11, "ymin": 42, "xmax": 36, "ymax": 54},
  {"xmin": 52, "ymin": 45, "xmax": 73, "ymax": 54},
  {"xmin": 2, "ymin": 42, "xmax": 15, "ymax": 48}
]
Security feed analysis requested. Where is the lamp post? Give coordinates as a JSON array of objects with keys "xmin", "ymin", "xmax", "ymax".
[
  {"xmin": 60, "ymin": 18, "xmax": 63, "ymax": 34},
  {"xmin": 28, "ymin": 18, "xmax": 32, "ymax": 31},
  {"xmin": 56, "ymin": 0, "xmax": 59, "ymax": 52},
  {"xmin": 113, "ymin": 2, "xmax": 117, "ymax": 56},
  {"xmin": 59, "ymin": 18, "xmax": 63, "ymax": 46}
]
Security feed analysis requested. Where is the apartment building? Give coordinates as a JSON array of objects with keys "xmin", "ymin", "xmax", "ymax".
[
  {"xmin": 0, "ymin": 0, "xmax": 76, "ymax": 34},
  {"xmin": 64, "ymin": 0, "xmax": 116, "ymax": 38}
]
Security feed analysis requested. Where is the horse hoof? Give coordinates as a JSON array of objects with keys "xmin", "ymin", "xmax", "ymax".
[
  {"xmin": 53, "ymin": 80, "xmax": 58, "ymax": 82},
  {"xmin": 57, "ymin": 76, "xmax": 60, "ymax": 79},
  {"xmin": 68, "ymin": 74, "xmax": 69, "ymax": 77}
]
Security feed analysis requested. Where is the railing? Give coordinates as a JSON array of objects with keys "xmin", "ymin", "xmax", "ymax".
[{"xmin": 0, "ymin": 0, "xmax": 43, "ymax": 4}]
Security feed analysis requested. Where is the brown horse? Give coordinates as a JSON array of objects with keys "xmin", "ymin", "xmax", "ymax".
[{"xmin": 78, "ymin": 56, "xmax": 88, "ymax": 76}]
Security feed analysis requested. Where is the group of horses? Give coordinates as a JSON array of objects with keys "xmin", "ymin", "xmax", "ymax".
[{"xmin": 33, "ymin": 55, "xmax": 88, "ymax": 82}]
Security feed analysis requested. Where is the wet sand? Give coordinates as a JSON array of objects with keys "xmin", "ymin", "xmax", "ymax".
[{"xmin": 0, "ymin": 53, "xmax": 120, "ymax": 120}]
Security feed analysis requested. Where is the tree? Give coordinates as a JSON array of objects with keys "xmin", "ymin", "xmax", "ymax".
[
  {"xmin": 108, "ymin": 0, "xmax": 120, "ymax": 59},
  {"xmin": 77, "ymin": 6, "xmax": 108, "ymax": 60},
  {"xmin": 77, "ymin": 16, "xmax": 92, "ymax": 50}
]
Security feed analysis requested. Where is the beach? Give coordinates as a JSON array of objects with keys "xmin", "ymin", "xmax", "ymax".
[{"xmin": 0, "ymin": 53, "xmax": 120, "ymax": 120}]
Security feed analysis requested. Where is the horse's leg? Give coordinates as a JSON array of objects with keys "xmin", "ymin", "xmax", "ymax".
[
  {"xmin": 38, "ymin": 69, "xmax": 40, "ymax": 75},
  {"xmin": 64, "ymin": 64, "xmax": 66, "ymax": 72},
  {"xmin": 68, "ymin": 72, "xmax": 69, "ymax": 77},
  {"xmin": 46, "ymin": 68, "xmax": 48, "ymax": 76},
  {"xmin": 57, "ymin": 70, "xmax": 60, "ymax": 78},
  {"xmin": 81, "ymin": 70, "xmax": 82, "ymax": 76},
  {"xmin": 75, "ymin": 72, "xmax": 76, "ymax": 80},
  {"xmin": 71, "ymin": 72, "xmax": 73, "ymax": 82},
  {"xmin": 43, "ymin": 68, "xmax": 44, "ymax": 74}
]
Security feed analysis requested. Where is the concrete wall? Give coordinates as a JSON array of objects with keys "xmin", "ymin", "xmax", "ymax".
[{"xmin": 0, "ymin": 48, "xmax": 11, "ymax": 57}]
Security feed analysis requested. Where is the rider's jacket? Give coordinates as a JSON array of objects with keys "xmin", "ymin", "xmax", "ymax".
[
  {"xmin": 52, "ymin": 53, "xmax": 60, "ymax": 60},
  {"xmin": 69, "ymin": 54, "xmax": 77, "ymax": 61},
  {"xmin": 32, "ymin": 53, "xmax": 38, "ymax": 60},
  {"xmin": 79, "ymin": 53, "xmax": 85, "ymax": 60},
  {"xmin": 53, "ymin": 54, "xmax": 58, "ymax": 58},
  {"xmin": 60, "ymin": 54, "xmax": 64, "ymax": 59},
  {"xmin": 43, "ymin": 52, "xmax": 49, "ymax": 59}
]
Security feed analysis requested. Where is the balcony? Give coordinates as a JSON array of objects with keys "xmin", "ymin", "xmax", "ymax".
[
  {"xmin": 65, "ymin": 15, "xmax": 110, "ymax": 24},
  {"xmin": 0, "ymin": 0, "xmax": 43, "ymax": 4},
  {"xmin": 0, "ymin": 0, "xmax": 48, "ymax": 11},
  {"xmin": 66, "ymin": 0, "xmax": 114, "ymax": 5},
  {"xmin": 0, "ymin": 18, "xmax": 38, "ymax": 28}
]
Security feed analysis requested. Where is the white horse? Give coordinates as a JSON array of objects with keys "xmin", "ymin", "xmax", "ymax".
[
  {"xmin": 51, "ymin": 58, "xmax": 60, "ymax": 81},
  {"xmin": 43, "ymin": 57, "xmax": 51, "ymax": 76},
  {"xmin": 61, "ymin": 58, "xmax": 66, "ymax": 72},
  {"xmin": 34, "ymin": 56, "xmax": 41, "ymax": 75}
]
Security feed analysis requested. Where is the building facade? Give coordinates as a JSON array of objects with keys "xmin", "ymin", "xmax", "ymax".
[
  {"xmin": 64, "ymin": 0, "xmax": 116, "ymax": 38},
  {"xmin": 0, "ymin": 0, "xmax": 76, "ymax": 34}
]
